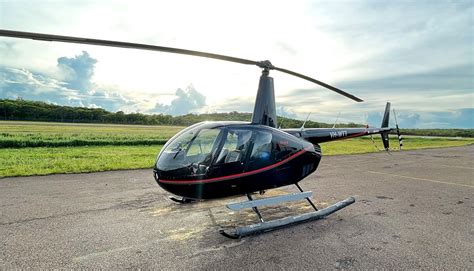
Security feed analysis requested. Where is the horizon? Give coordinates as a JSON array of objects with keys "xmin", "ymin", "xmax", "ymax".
[
  {"xmin": 0, "ymin": 1, "xmax": 472, "ymax": 128},
  {"xmin": 3, "ymin": 98, "xmax": 474, "ymax": 130}
]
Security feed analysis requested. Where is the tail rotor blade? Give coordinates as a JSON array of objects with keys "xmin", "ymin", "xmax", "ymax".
[{"xmin": 393, "ymin": 109, "xmax": 403, "ymax": 150}]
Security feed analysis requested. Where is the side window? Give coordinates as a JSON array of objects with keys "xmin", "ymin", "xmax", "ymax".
[
  {"xmin": 247, "ymin": 131, "xmax": 274, "ymax": 170},
  {"xmin": 250, "ymin": 131, "xmax": 272, "ymax": 160},
  {"xmin": 271, "ymin": 133, "xmax": 302, "ymax": 161},
  {"xmin": 215, "ymin": 129, "xmax": 252, "ymax": 164}
]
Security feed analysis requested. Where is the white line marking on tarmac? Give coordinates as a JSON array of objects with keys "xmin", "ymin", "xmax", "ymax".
[
  {"xmin": 192, "ymin": 239, "xmax": 246, "ymax": 257},
  {"xmin": 73, "ymin": 245, "xmax": 137, "ymax": 262},
  {"xmin": 438, "ymin": 165, "xmax": 474, "ymax": 170},
  {"xmin": 367, "ymin": 171, "xmax": 474, "ymax": 188}
]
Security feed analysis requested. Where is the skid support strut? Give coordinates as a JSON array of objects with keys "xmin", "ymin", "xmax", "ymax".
[
  {"xmin": 247, "ymin": 194, "xmax": 264, "ymax": 223},
  {"xmin": 295, "ymin": 183, "xmax": 318, "ymax": 211}
]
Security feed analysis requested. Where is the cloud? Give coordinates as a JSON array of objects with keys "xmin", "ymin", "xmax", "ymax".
[
  {"xmin": 274, "ymin": 41, "xmax": 297, "ymax": 56},
  {"xmin": 366, "ymin": 108, "xmax": 473, "ymax": 129},
  {"xmin": 311, "ymin": 0, "xmax": 473, "ymax": 80},
  {"xmin": 0, "ymin": 67, "xmax": 75, "ymax": 104},
  {"xmin": 393, "ymin": 113, "xmax": 421, "ymax": 128},
  {"xmin": 150, "ymin": 85, "xmax": 206, "ymax": 115},
  {"xmin": 277, "ymin": 106, "xmax": 297, "ymax": 119},
  {"xmin": 367, "ymin": 111, "xmax": 420, "ymax": 128},
  {"xmin": 338, "ymin": 64, "xmax": 473, "ymax": 93},
  {"xmin": 211, "ymin": 96, "xmax": 255, "ymax": 113},
  {"xmin": 420, "ymin": 108, "xmax": 474, "ymax": 129},
  {"xmin": 0, "ymin": 51, "xmax": 136, "ymax": 112},
  {"xmin": 1, "ymin": 63, "xmax": 472, "ymax": 128},
  {"xmin": 57, "ymin": 51, "xmax": 97, "ymax": 93}
]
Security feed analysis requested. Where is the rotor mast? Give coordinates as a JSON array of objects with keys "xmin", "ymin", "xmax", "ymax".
[{"xmin": 251, "ymin": 62, "xmax": 277, "ymax": 127}]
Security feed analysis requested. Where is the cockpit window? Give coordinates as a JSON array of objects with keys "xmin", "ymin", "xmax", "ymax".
[
  {"xmin": 157, "ymin": 127, "xmax": 221, "ymax": 173},
  {"xmin": 246, "ymin": 130, "xmax": 273, "ymax": 170},
  {"xmin": 215, "ymin": 129, "xmax": 252, "ymax": 164},
  {"xmin": 186, "ymin": 129, "xmax": 220, "ymax": 158},
  {"xmin": 166, "ymin": 129, "xmax": 196, "ymax": 155}
]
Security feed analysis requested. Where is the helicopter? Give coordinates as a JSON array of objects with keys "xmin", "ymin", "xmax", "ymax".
[{"xmin": 0, "ymin": 29, "xmax": 402, "ymax": 238}]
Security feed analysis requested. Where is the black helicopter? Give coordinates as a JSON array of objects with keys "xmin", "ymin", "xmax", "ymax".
[{"xmin": 0, "ymin": 29, "xmax": 402, "ymax": 238}]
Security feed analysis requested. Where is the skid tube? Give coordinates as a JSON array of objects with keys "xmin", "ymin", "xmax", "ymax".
[
  {"xmin": 169, "ymin": 196, "xmax": 195, "ymax": 204},
  {"xmin": 220, "ymin": 196, "xmax": 355, "ymax": 239}
]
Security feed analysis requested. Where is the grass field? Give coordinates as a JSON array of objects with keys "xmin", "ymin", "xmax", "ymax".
[
  {"xmin": 1, "ymin": 121, "xmax": 473, "ymax": 177},
  {"xmin": 0, "ymin": 145, "xmax": 163, "ymax": 177},
  {"xmin": 320, "ymin": 136, "xmax": 474, "ymax": 155},
  {"xmin": 0, "ymin": 121, "xmax": 183, "ymax": 148}
]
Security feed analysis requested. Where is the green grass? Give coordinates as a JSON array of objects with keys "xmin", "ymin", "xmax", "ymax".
[
  {"xmin": 0, "ymin": 145, "xmax": 163, "ymax": 177},
  {"xmin": 321, "ymin": 136, "xmax": 474, "ymax": 155},
  {"xmin": 1, "ymin": 137, "xmax": 472, "ymax": 178},
  {"xmin": 0, "ymin": 121, "xmax": 183, "ymax": 147},
  {"xmin": 1, "ymin": 121, "xmax": 473, "ymax": 178}
]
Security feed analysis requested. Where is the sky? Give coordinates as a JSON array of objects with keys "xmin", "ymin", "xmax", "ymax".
[{"xmin": 0, "ymin": 0, "xmax": 472, "ymax": 128}]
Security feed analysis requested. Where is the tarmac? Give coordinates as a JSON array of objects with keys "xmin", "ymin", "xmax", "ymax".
[{"xmin": 1, "ymin": 145, "xmax": 473, "ymax": 269}]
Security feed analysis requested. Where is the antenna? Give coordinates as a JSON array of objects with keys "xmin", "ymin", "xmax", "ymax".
[
  {"xmin": 278, "ymin": 117, "xmax": 285, "ymax": 129},
  {"xmin": 300, "ymin": 112, "xmax": 312, "ymax": 131},
  {"xmin": 393, "ymin": 108, "xmax": 399, "ymax": 125},
  {"xmin": 332, "ymin": 112, "xmax": 341, "ymax": 129}
]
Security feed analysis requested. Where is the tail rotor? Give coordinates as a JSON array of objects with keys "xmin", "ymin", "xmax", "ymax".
[
  {"xmin": 393, "ymin": 108, "xmax": 403, "ymax": 150},
  {"xmin": 372, "ymin": 102, "xmax": 403, "ymax": 152}
]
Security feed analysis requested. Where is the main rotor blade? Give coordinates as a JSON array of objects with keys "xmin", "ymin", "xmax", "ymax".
[
  {"xmin": 0, "ymin": 29, "xmax": 258, "ymax": 66},
  {"xmin": 0, "ymin": 29, "xmax": 363, "ymax": 102},
  {"xmin": 273, "ymin": 67, "xmax": 364, "ymax": 102}
]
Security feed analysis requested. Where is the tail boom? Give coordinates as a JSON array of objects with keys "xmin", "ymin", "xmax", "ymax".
[
  {"xmin": 283, "ymin": 127, "xmax": 391, "ymax": 145},
  {"xmin": 282, "ymin": 102, "xmax": 395, "ymax": 147}
]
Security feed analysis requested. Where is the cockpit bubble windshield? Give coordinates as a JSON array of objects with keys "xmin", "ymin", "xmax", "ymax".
[{"xmin": 157, "ymin": 127, "xmax": 222, "ymax": 173}]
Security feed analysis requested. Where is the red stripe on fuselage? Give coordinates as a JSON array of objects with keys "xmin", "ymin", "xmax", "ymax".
[{"xmin": 159, "ymin": 148, "xmax": 310, "ymax": 185}]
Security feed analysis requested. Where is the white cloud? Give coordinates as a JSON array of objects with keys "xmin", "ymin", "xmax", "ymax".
[{"xmin": 150, "ymin": 85, "xmax": 207, "ymax": 115}]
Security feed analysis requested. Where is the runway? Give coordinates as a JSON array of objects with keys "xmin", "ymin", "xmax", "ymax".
[{"xmin": 1, "ymin": 145, "xmax": 472, "ymax": 269}]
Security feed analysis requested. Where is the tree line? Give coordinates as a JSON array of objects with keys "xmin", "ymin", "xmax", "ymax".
[
  {"xmin": 2, "ymin": 99, "xmax": 472, "ymax": 137},
  {"xmin": 0, "ymin": 98, "xmax": 361, "ymax": 128}
]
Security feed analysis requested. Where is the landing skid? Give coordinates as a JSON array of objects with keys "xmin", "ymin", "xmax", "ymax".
[
  {"xmin": 219, "ymin": 185, "xmax": 355, "ymax": 238},
  {"xmin": 169, "ymin": 196, "xmax": 195, "ymax": 204}
]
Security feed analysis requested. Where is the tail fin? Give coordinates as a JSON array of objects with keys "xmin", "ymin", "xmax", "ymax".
[
  {"xmin": 381, "ymin": 102, "xmax": 390, "ymax": 128},
  {"xmin": 381, "ymin": 102, "xmax": 391, "ymax": 150}
]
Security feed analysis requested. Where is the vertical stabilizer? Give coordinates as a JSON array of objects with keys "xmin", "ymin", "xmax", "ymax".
[
  {"xmin": 251, "ymin": 70, "xmax": 277, "ymax": 127},
  {"xmin": 382, "ymin": 102, "xmax": 391, "ymax": 128},
  {"xmin": 381, "ymin": 102, "xmax": 391, "ymax": 150}
]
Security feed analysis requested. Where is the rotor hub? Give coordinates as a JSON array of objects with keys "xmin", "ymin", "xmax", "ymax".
[{"xmin": 257, "ymin": 60, "xmax": 275, "ymax": 71}]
